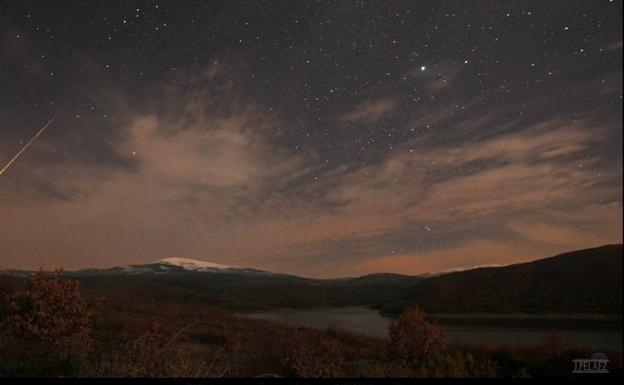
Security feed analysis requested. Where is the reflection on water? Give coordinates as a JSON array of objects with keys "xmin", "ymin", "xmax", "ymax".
[
  {"xmin": 250, "ymin": 306, "xmax": 390, "ymax": 337},
  {"xmin": 248, "ymin": 306, "xmax": 622, "ymax": 351}
]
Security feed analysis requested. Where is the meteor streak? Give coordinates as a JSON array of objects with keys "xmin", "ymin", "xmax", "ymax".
[{"xmin": 0, "ymin": 115, "xmax": 57, "ymax": 176}]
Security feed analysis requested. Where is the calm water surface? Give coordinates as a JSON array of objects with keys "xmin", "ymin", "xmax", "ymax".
[{"xmin": 248, "ymin": 306, "xmax": 622, "ymax": 351}]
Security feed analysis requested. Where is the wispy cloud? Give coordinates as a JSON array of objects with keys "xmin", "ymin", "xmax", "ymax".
[
  {"xmin": 341, "ymin": 97, "xmax": 400, "ymax": 124},
  {"xmin": 0, "ymin": 61, "xmax": 621, "ymax": 277}
]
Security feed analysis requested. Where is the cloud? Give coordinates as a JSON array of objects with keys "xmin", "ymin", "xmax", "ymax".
[
  {"xmin": 0, "ymin": 61, "xmax": 621, "ymax": 278},
  {"xmin": 119, "ymin": 114, "xmax": 297, "ymax": 188},
  {"xmin": 0, "ymin": 64, "xmax": 309, "ymax": 270},
  {"xmin": 325, "ymin": 116, "xmax": 614, "ymax": 218},
  {"xmin": 419, "ymin": 63, "xmax": 461, "ymax": 91},
  {"xmin": 259, "ymin": 115, "xmax": 621, "ymax": 276},
  {"xmin": 350, "ymin": 240, "xmax": 547, "ymax": 277},
  {"xmin": 349, "ymin": 203, "xmax": 623, "ymax": 278},
  {"xmin": 341, "ymin": 97, "xmax": 399, "ymax": 124},
  {"xmin": 606, "ymin": 40, "xmax": 623, "ymax": 51}
]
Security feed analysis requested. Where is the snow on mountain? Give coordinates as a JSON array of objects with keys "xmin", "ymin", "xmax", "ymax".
[
  {"xmin": 1, "ymin": 258, "xmax": 271, "ymax": 277},
  {"xmin": 156, "ymin": 257, "xmax": 237, "ymax": 271},
  {"xmin": 418, "ymin": 263, "xmax": 504, "ymax": 278}
]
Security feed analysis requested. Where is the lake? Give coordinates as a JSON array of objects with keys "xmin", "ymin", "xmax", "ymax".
[{"xmin": 247, "ymin": 306, "xmax": 622, "ymax": 351}]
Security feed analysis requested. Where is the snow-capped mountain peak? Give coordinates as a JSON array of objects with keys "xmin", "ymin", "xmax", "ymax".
[
  {"xmin": 418, "ymin": 263, "xmax": 504, "ymax": 278},
  {"xmin": 156, "ymin": 257, "xmax": 235, "ymax": 271}
]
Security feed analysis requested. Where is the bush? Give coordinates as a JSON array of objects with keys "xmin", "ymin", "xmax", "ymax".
[
  {"xmin": 0, "ymin": 270, "xmax": 99, "ymax": 376},
  {"xmin": 414, "ymin": 351, "xmax": 499, "ymax": 377},
  {"xmin": 388, "ymin": 306, "xmax": 446, "ymax": 367},
  {"xmin": 92, "ymin": 322, "xmax": 229, "ymax": 377},
  {"xmin": 274, "ymin": 327, "xmax": 345, "ymax": 377}
]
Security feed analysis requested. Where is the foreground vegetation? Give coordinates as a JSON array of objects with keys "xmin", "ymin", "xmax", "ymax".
[{"xmin": 0, "ymin": 271, "xmax": 621, "ymax": 378}]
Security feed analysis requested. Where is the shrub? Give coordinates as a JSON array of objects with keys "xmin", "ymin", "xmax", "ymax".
[
  {"xmin": 93, "ymin": 321, "xmax": 229, "ymax": 377},
  {"xmin": 388, "ymin": 306, "xmax": 446, "ymax": 367},
  {"xmin": 275, "ymin": 327, "xmax": 345, "ymax": 377},
  {"xmin": 3, "ymin": 270, "xmax": 96, "ymax": 349},
  {"xmin": 0, "ymin": 270, "xmax": 99, "ymax": 376},
  {"xmin": 420, "ymin": 351, "xmax": 499, "ymax": 377}
]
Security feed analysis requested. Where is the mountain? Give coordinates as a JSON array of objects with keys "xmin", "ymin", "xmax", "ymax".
[
  {"xmin": 68, "ymin": 257, "xmax": 274, "ymax": 277},
  {"xmin": 158, "ymin": 257, "xmax": 234, "ymax": 271},
  {"xmin": 418, "ymin": 263, "xmax": 504, "ymax": 278},
  {"xmin": 380, "ymin": 244, "xmax": 623, "ymax": 314},
  {"xmin": 2, "ymin": 245, "xmax": 620, "ymax": 313},
  {"xmin": 0, "ymin": 257, "xmax": 422, "ymax": 310},
  {"xmin": 224, "ymin": 273, "xmax": 424, "ymax": 309}
]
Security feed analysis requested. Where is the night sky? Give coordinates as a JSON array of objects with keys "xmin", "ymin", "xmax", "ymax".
[{"xmin": 1, "ymin": 0, "xmax": 622, "ymax": 277}]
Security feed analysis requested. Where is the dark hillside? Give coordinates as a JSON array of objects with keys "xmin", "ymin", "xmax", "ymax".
[{"xmin": 381, "ymin": 245, "xmax": 623, "ymax": 314}]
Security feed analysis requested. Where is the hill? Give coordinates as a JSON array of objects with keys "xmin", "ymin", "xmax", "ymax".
[
  {"xmin": 380, "ymin": 244, "xmax": 623, "ymax": 314},
  {"xmin": 0, "ymin": 264, "xmax": 422, "ymax": 310}
]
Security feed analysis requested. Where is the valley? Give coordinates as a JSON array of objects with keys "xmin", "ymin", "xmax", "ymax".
[{"xmin": 0, "ymin": 244, "xmax": 622, "ymax": 377}]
